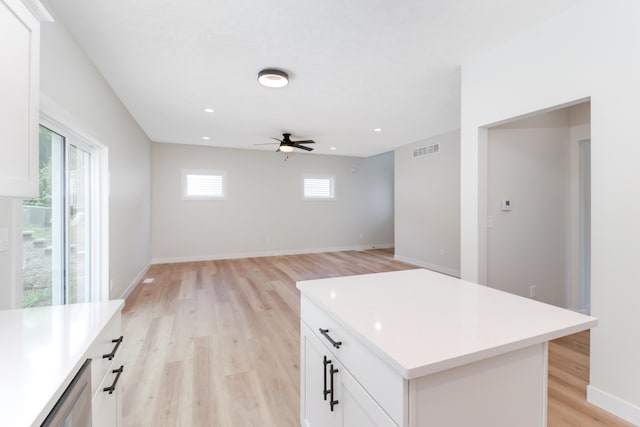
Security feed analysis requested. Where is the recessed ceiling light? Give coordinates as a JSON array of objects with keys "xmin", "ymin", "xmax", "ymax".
[
  {"xmin": 330, "ymin": 147, "xmax": 337, "ymax": 150},
  {"xmin": 202, "ymin": 136, "xmax": 211, "ymax": 140},
  {"xmin": 373, "ymin": 128, "xmax": 383, "ymax": 132},
  {"xmin": 258, "ymin": 69, "xmax": 289, "ymax": 88},
  {"xmin": 203, "ymin": 108, "xmax": 215, "ymax": 113}
]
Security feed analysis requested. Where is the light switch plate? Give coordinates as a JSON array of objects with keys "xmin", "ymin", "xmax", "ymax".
[{"xmin": 0, "ymin": 228, "xmax": 8, "ymax": 251}]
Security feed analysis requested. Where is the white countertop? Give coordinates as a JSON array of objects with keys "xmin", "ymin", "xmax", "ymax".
[
  {"xmin": 297, "ymin": 269, "xmax": 597, "ymax": 379},
  {"xmin": 0, "ymin": 300, "xmax": 124, "ymax": 427}
]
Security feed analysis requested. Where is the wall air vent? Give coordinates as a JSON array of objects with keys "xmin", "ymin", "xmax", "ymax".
[{"xmin": 413, "ymin": 144, "xmax": 440, "ymax": 158}]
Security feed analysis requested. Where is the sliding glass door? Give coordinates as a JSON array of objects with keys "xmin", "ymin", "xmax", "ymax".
[{"xmin": 22, "ymin": 125, "xmax": 96, "ymax": 307}]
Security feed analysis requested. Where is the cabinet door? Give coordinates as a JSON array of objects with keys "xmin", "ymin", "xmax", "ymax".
[
  {"xmin": 301, "ymin": 323, "xmax": 397, "ymax": 427},
  {"xmin": 301, "ymin": 324, "xmax": 339, "ymax": 427},
  {"xmin": 338, "ymin": 368, "xmax": 397, "ymax": 427},
  {"xmin": 92, "ymin": 364, "xmax": 123, "ymax": 427},
  {"xmin": 0, "ymin": 0, "xmax": 40, "ymax": 198}
]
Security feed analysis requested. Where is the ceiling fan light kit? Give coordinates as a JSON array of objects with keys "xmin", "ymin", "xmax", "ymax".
[
  {"xmin": 258, "ymin": 68, "xmax": 289, "ymax": 88},
  {"xmin": 254, "ymin": 133, "xmax": 316, "ymax": 152}
]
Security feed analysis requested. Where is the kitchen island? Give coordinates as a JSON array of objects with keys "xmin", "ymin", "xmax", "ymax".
[
  {"xmin": 298, "ymin": 269, "xmax": 597, "ymax": 427},
  {"xmin": 0, "ymin": 300, "xmax": 124, "ymax": 426}
]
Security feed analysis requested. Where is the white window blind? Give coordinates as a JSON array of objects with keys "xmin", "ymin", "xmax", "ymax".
[
  {"xmin": 303, "ymin": 176, "xmax": 335, "ymax": 200},
  {"xmin": 182, "ymin": 170, "xmax": 227, "ymax": 200}
]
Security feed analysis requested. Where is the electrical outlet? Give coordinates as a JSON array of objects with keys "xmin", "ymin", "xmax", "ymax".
[{"xmin": 529, "ymin": 285, "xmax": 536, "ymax": 298}]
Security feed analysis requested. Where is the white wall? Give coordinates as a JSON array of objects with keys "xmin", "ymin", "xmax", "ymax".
[
  {"xmin": 461, "ymin": 0, "xmax": 640, "ymax": 422},
  {"xmin": 394, "ymin": 130, "xmax": 460, "ymax": 276},
  {"xmin": 151, "ymin": 144, "xmax": 394, "ymax": 262},
  {"xmin": 0, "ymin": 199, "xmax": 21, "ymax": 309},
  {"xmin": 37, "ymin": 5, "xmax": 152, "ymax": 300}
]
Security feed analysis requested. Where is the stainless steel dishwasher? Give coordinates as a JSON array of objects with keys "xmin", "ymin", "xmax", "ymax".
[{"xmin": 41, "ymin": 358, "xmax": 92, "ymax": 426}]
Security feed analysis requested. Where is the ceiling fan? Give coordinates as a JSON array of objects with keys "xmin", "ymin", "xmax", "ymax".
[{"xmin": 256, "ymin": 133, "xmax": 315, "ymax": 152}]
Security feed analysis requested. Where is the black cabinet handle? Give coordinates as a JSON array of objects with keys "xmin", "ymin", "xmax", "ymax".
[
  {"xmin": 323, "ymin": 355, "xmax": 331, "ymax": 400},
  {"xmin": 319, "ymin": 328, "xmax": 342, "ymax": 349},
  {"xmin": 102, "ymin": 336, "xmax": 123, "ymax": 360},
  {"xmin": 103, "ymin": 365, "xmax": 124, "ymax": 395},
  {"xmin": 329, "ymin": 364, "xmax": 339, "ymax": 411}
]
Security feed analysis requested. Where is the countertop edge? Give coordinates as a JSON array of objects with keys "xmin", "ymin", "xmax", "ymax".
[{"xmin": 402, "ymin": 318, "xmax": 598, "ymax": 379}]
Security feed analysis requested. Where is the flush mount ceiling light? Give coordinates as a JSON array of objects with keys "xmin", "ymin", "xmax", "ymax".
[
  {"xmin": 203, "ymin": 108, "xmax": 215, "ymax": 113},
  {"xmin": 373, "ymin": 128, "xmax": 383, "ymax": 132},
  {"xmin": 258, "ymin": 69, "xmax": 289, "ymax": 88}
]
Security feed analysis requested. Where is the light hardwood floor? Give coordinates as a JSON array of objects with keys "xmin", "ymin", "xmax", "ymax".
[{"xmin": 120, "ymin": 249, "xmax": 632, "ymax": 426}]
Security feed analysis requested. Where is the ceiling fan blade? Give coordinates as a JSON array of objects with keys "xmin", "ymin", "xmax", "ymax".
[
  {"xmin": 293, "ymin": 144, "xmax": 313, "ymax": 151},
  {"xmin": 293, "ymin": 140, "xmax": 315, "ymax": 144},
  {"xmin": 254, "ymin": 142, "xmax": 279, "ymax": 146},
  {"xmin": 271, "ymin": 137, "xmax": 283, "ymax": 142}
]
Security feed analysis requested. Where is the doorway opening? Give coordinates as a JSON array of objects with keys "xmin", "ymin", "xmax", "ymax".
[{"xmin": 480, "ymin": 100, "xmax": 590, "ymax": 312}]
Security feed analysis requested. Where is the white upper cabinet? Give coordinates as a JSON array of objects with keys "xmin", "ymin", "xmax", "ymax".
[{"xmin": 0, "ymin": 0, "xmax": 48, "ymax": 198}]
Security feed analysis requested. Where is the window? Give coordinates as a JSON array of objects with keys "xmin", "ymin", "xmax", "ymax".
[
  {"xmin": 22, "ymin": 121, "xmax": 106, "ymax": 307},
  {"xmin": 182, "ymin": 169, "xmax": 227, "ymax": 200},
  {"xmin": 303, "ymin": 175, "xmax": 335, "ymax": 200}
]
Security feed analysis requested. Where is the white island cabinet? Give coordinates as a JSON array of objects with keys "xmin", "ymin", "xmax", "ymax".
[
  {"xmin": 298, "ymin": 269, "xmax": 597, "ymax": 427},
  {"xmin": 0, "ymin": 300, "xmax": 124, "ymax": 426}
]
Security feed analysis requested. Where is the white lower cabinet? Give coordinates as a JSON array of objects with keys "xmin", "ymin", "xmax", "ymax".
[
  {"xmin": 302, "ymin": 324, "xmax": 339, "ymax": 427},
  {"xmin": 89, "ymin": 309, "xmax": 124, "ymax": 426},
  {"xmin": 301, "ymin": 323, "xmax": 397, "ymax": 427},
  {"xmin": 92, "ymin": 369, "xmax": 122, "ymax": 427}
]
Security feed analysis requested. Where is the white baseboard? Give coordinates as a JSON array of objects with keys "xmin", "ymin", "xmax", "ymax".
[
  {"xmin": 587, "ymin": 385, "xmax": 640, "ymax": 425},
  {"xmin": 118, "ymin": 263, "xmax": 151, "ymax": 301},
  {"xmin": 393, "ymin": 254, "xmax": 460, "ymax": 278},
  {"xmin": 151, "ymin": 244, "xmax": 395, "ymax": 265}
]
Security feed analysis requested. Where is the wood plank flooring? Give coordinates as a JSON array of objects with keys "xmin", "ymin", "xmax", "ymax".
[
  {"xmin": 547, "ymin": 332, "xmax": 633, "ymax": 426},
  {"xmin": 120, "ymin": 249, "xmax": 632, "ymax": 426}
]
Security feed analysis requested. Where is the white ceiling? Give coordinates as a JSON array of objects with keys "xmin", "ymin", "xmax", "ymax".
[{"xmin": 45, "ymin": 0, "xmax": 581, "ymax": 158}]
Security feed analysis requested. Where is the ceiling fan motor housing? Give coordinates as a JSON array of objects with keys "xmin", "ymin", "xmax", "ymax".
[{"xmin": 274, "ymin": 133, "xmax": 315, "ymax": 152}]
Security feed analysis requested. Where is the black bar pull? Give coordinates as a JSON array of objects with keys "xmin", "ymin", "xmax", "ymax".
[
  {"xmin": 329, "ymin": 364, "xmax": 339, "ymax": 412},
  {"xmin": 103, "ymin": 365, "xmax": 124, "ymax": 395},
  {"xmin": 319, "ymin": 328, "xmax": 342, "ymax": 349},
  {"xmin": 323, "ymin": 355, "xmax": 331, "ymax": 400},
  {"xmin": 103, "ymin": 336, "xmax": 124, "ymax": 360}
]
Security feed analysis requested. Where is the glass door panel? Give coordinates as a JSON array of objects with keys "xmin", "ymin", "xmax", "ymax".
[
  {"xmin": 67, "ymin": 144, "xmax": 92, "ymax": 304},
  {"xmin": 23, "ymin": 125, "xmax": 93, "ymax": 307},
  {"xmin": 23, "ymin": 126, "xmax": 64, "ymax": 307}
]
